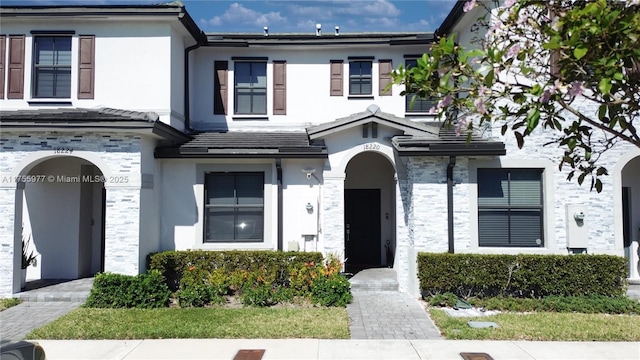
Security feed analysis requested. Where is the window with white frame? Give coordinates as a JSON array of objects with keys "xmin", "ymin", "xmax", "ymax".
[
  {"xmin": 205, "ymin": 172, "xmax": 264, "ymax": 242},
  {"xmin": 349, "ymin": 60, "xmax": 372, "ymax": 95},
  {"xmin": 234, "ymin": 61, "xmax": 267, "ymax": 114},
  {"xmin": 477, "ymin": 168, "xmax": 544, "ymax": 247},
  {"xmin": 32, "ymin": 36, "xmax": 72, "ymax": 98}
]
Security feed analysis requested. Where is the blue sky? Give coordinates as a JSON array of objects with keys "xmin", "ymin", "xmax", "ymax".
[{"xmin": 2, "ymin": 0, "xmax": 458, "ymax": 33}]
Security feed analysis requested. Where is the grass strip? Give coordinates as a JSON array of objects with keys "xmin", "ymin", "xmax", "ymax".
[
  {"xmin": 430, "ymin": 309, "xmax": 640, "ymax": 341},
  {"xmin": 26, "ymin": 307, "xmax": 349, "ymax": 340},
  {"xmin": 0, "ymin": 298, "xmax": 21, "ymax": 311}
]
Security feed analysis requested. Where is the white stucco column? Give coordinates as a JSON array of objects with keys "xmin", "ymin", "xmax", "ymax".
[
  {"xmin": 103, "ymin": 185, "xmax": 141, "ymax": 275},
  {"xmin": 630, "ymin": 241, "xmax": 640, "ymax": 280},
  {"xmin": 322, "ymin": 175, "xmax": 345, "ymax": 263},
  {"xmin": 395, "ymin": 176, "xmax": 415, "ymax": 295}
]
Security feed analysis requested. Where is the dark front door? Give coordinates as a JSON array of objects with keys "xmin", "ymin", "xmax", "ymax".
[{"xmin": 345, "ymin": 189, "xmax": 381, "ymax": 273}]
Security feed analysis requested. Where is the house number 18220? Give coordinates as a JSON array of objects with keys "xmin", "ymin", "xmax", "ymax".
[{"xmin": 363, "ymin": 143, "xmax": 380, "ymax": 151}]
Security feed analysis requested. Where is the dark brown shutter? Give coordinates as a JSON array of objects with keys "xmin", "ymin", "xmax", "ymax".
[
  {"xmin": 273, "ymin": 61, "xmax": 286, "ymax": 115},
  {"xmin": 0, "ymin": 35, "xmax": 5, "ymax": 99},
  {"xmin": 379, "ymin": 60, "xmax": 392, "ymax": 96},
  {"xmin": 330, "ymin": 60, "xmax": 343, "ymax": 96},
  {"xmin": 214, "ymin": 61, "xmax": 228, "ymax": 115},
  {"xmin": 7, "ymin": 35, "xmax": 25, "ymax": 99},
  {"xmin": 78, "ymin": 35, "xmax": 95, "ymax": 99}
]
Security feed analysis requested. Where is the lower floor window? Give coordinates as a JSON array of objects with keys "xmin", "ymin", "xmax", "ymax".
[
  {"xmin": 478, "ymin": 168, "xmax": 544, "ymax": 247},
  {"xmin": 205, "ymin": 172, "xmax": 264, "ymax": 242}
]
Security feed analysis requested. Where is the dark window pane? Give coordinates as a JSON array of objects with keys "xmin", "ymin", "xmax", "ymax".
[
  {"xmin": 33, "ymin": 36, "xmax": 71, "ymax": 98},
  {"xmin": 206, "ymin": 208, "xmax": 235, "ymax": 241},
  {"xmin": 478, "ymin": 170, "xmax": 508, "ymax": 206},
  {"xmin": 208, "ymin": 174, "xmax": 235, "ymax": 205},
  {"xmin": 205, "ymin": 172, "xmax": 264, "ymax": 242},
  {"xmin": 234, "ymin": 62, "xmax": 267, "ymax": 114},
  {"xmin": 349, "ymin": 61, "xmax": 372, "ymax": 95},
  {"xmin": 55, "ymin": 69, "xmax": 71, "ymax": 98},
  {"xmin": 478, "ymin": 210, "xmax": 509, "ymax": 246},
  {"xmin": 510, "ymin": 169, "xmax": 543, "ymax": 206},
  {"xmin": 236, "ymin": 174, "xmax": 263, "ymax": 205},
  {"xmin": 235, "ymin": 208, "xmax": 264, "ymax": 240},
  {"xmin": 34, "ymin": 69, "xmax": 54, "ymax": 98},
  {"xmin": 509, "ymin": 210, "xmax": 542, "ymax": 246},
  {"xmin": 478, "ymin": 168, "xmax": 543, "ymax": 247}
]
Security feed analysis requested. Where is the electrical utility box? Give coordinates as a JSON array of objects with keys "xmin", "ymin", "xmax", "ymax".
[{"xmin": 566, "ymin": 204, "xmax": 588, "ymax": 250}]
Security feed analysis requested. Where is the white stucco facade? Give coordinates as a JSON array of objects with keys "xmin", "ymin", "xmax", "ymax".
[{"xmin": 0, "ymin": 2, "xmax": 638, "ymax": 298}]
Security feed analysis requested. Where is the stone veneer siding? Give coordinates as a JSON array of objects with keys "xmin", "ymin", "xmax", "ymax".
[
  {"xmin": 321, "ymin": 176, "xmax": 346, "ymax": 261},
  {"xmin": 0, "ymin": 132, "xmax": 146, "ymax": 296}
]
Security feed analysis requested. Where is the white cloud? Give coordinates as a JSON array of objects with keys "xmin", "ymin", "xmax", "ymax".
[{"xmin": 204, "ymin": 2, "xmax": 286, "ymax": 28}]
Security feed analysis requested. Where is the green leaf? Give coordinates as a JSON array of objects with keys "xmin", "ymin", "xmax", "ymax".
[
  {"xmin": 526, "ymin": 108, "xmax": 540, "ymax": 131},
  {"xmin": 577, "ymin": 172, "xmax": 586, "ymax": 185},
  {"xmin": 485, "ymin": 69, "xmax": 495, "ymax": 87},
  {"xmin": 599, "ymin": 78, "xmax": 612, "ymax": 94},
  {"xmin": 573, "ymin": 46, "xmax": 588, "ymax": 60},
  {"xmin": 514, "ymin": 132, "xmax": 524, "ymax": 149},
  {"xmin": 595, "ymin": 179, "xmax": 603, "ymax": 193},
  {"xmin": 613, "ymin": 72, "xmax": 624, "ymax": 81}
]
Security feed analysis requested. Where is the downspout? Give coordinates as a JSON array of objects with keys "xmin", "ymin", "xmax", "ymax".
[
  {"xmin": 184, "ymin": 43, "xmax": 200, "ymax": 133},
  {"xmin": 447, "ymin": 156, "xmax": 456, "ymax": 253},
  {"xmin": 276, "ymin": 159, "xmax": 283, "ymax": 251}
]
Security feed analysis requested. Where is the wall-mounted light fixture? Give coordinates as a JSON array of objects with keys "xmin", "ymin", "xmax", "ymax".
[
  {"xmin": 306, "ymin": 202, "xmax": 314, "ymax": 212},
  {"xmin": 302, "ymin": 168, "xmax": 316, "ymax": 179}
]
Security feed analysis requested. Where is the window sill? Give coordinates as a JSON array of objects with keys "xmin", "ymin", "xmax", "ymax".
[
  {"xmin": 348, "ymin": 95, "xmax": 374, "ymax": 100},
  {"xmin": 232, "ymin": 116, "xmax": 269, "ymax": 121},
  {"xmin": 28, "ymin": 100, "xmax": 73, "ymax": 106}
]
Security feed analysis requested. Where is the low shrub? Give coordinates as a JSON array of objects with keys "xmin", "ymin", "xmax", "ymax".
[
  {"xmin": 311, "ymin": 274, "xmax": 352, "ymax": 307},
  {"xmin": 426, "ymin": 292, "xmax": 459, "ymax": 307},
  {"xmin": 85, "ymin": 271, "xmax": 170, "ymax": 309},
  {"xmin": 150, "ymin": 250, "xmax": 351, "ymax": 308},
  {"xmin": 148, "ymin": 250, "xmax": 323, "ymax": 292},
  {"xmin": 418, "ymin": 253, "xmax": 628, "ymax": 298},
  {"xmin": 468, "ymin": 295, "xmax": 640, "ymax": 314},
  {"xmin": 176, "ymin": 267, "xmax": 226, "ymax": 307}
]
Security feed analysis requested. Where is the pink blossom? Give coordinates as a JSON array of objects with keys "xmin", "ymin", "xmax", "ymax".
[
  {"xmin": 540, "ymin": 90, "xmax": 552, "ymax": 103},
  {"xmin": 455, "ymin": 117, "xmax": 468, "ymax": 136},
  {"xmin": 463, "ymin": 0, "xmax": 477, "ymax": 13},
  {"xmin": 428, "ymin": 106, "xmax": 438, "ymax": 114},
  {"xmin": 474, "ymin": 98, "xmax": 488, "ymax": 114},
  {"xmin": 438, "ymin": 95, "xmax": 453, "ymax": 109},
  {"xmin": 568, "ymin": 81, "xmax": 584, "ymax": 97},
  {"xmin": 506, "ymin": 44, "xmax": 521, "ymax": 59},
  {"xmin": 504, "ymin": 0, "xmax": 517, "ymax": 8}
]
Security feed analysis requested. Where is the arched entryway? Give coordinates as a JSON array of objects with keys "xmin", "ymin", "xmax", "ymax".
[
  {"xmin": 621, "ymin": 155, "xmax": 640, "ymax": 279},
  {"xmin": 344, "ymin": 151, "xmax": 396, "ymax": 273},
  {"xmin": 16, "ymin": 156, "xmax": 106, "ymax": 286}
]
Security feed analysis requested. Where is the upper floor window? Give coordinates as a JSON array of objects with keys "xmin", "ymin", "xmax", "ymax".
[
  {"xmin": 349, "ymin": 61, "xmax": 372, "ymax": 95},
  {"xmin": 234, "ymin": 61, "xmax": 266, "ymax": 114},
  {"xmin": 205, "ymin": 172, "xmax": 264, "ymax": 242},
  {"xmin": 33, "ymin": 36, "xmax": 72, "ymax": 98},
  {"xmin": 477, "ymin": 168, "xmax": 544, "ymax": 247},
  {"xmin": 404, "ymin": 58, "xmax": 436, "ymax": 112}
]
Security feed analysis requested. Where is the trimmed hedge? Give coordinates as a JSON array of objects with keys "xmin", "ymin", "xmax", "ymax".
[
  {"xmin": 418, "ymin": 253, "xmax": 628, "ymax": 298},
  {"xmin": 85, "ymin": 271, "xmax": 170, "ymax": 308},
  {"xmin": 148, "ymin": 250, "xmax": 324, "ymax": 291}
]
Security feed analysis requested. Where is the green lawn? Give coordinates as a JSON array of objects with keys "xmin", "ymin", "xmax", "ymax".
[
  {"xmin": 430, "ymin": 309, "xmax": 640, "ymax": 341},
  {"xmin": 0, "ymin": 298, "xmax": 21, "ymax": 311},
  {"xmin": 26, "ymin": 307, "xmax": 350, "ymax": 340}
]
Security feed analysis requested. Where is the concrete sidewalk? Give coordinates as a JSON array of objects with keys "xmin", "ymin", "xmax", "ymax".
[{"xmin": 33, "ymin": 339, "xmax": 640, "ymax": 360}]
